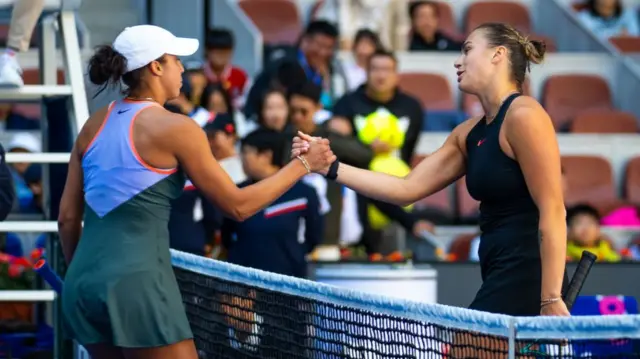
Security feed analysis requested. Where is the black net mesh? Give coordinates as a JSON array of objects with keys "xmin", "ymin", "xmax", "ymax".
[{"xmin": 174, "ymin": 266, "xmax": 640, "ymax": 359}]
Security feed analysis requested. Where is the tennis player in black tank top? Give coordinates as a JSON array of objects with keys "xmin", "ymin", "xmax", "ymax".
[{"xmin": 293, "ymin": 23, "xmax": 570, "ymax": 319}]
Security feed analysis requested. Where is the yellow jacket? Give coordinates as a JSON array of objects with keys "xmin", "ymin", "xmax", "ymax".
[{"xmin": 567, "ymin": 239, "xmax": 621, "ymax": 262}]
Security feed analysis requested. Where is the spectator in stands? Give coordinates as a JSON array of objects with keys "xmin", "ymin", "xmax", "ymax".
[
  {"xmin": 256, "ymin": 88, "xmax": 290, "ymax": 133},
  {"xmin": 200, "ymin": 82, "xmax": 252, "ymax": 137},
  {"xmin": 23, "ymin": 164, "xmax": 42, "ymax": 214},
  {"xmin": 0, "ymin": 103, "xmax": 39, "ymax": 130},
  {"xmin": 577, "ymin": 0, "xmax": 640, "ymax": 39},
  {"xmin": 289, "ymin": 82, "xmax": 433, "ymax": 256},
  {"xmin": 408, "ymin": 1, "xmax": 462, "ymax": 52},
  {"xmin": 205, "ymin": 114, "xmax": 246, "ymax": 184},
  {"xmin": 329, "ymin": 49, "xmax": 424, "ymax": 165},
  {"xmin": 203, "ymin": 28, "xmax": 249, "ymax": 108},
  {"xmin": 244, "ymin": 20, "xmax": 339, "ymax": 118},
  {"xmin": 7, "ymin": 132, "xmax": 40, "ymax": 214},
  {"xmin": 166, "ymin": 75, "xmax": 215, "ymax": 128},
  {"xmin": 222, "ymin": 128, "xmax": 323, "ymax": 278},
  {"xmin": 315, "ymin": 0, "xmax": 394, "ymax": 50},
  {"xmin": 0, "ymin": 0, "xmax": 45, "ymax": 86},
  {"xmin": 566, "ymin": 204, "xmax": 621, "ymax": 262},
  {"xmin": 341, "ymin": 29, "xmax": 383, "ymax": 91}
]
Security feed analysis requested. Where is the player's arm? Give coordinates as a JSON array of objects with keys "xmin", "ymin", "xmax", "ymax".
[
  {"xmin": 504, "ymin": 99, "xmax": 567, "ymax": 303},
  {"xmin": 165, "ymin": 114, "xmax": 315, "ymax": 221},
  {"xmin": 58, "ymin": 142, "xmax": 84, "ymax": 264},
  {"xmin": 299, "ymin": 122, "xmax": 470, "ymax": 206}
]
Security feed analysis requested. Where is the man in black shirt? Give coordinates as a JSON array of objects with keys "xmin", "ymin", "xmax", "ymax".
[
  {"xmin": 330, "ymin": 49, "xmax": 424, "ymax": 165},
  {"xmin": 290, "ymin": 82, "xmax": 432, "ymax": 254},
  {"xmin": 408, "ymin": 1, "xmax": 462, "ymax": 52}
]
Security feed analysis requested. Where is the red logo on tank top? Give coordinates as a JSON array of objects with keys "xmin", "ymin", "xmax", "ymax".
[{"xmin": 477, "ymin": 139, "xmax": 486, "ymax": 146}]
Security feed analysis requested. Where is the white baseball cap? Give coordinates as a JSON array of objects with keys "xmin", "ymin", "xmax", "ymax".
[{"xmin": 113, "ymin": 25, "xmax": 199, "ymax": 73}]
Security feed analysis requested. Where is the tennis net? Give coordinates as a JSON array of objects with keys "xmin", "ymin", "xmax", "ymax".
[{"xmin": 171, "ymin": 249, "xmax": 640, "ymax": 359}]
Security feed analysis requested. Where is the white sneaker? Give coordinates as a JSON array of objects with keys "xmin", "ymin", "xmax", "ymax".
[{"xmin": 0, "ymin": 54, "xmax": 24, "ymax": 87}]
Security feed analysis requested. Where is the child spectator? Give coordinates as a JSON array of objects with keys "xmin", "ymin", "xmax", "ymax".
[
  {"xmin": 204, "ymin": 28, "xmax": 249, "ymax": 108},
  {"xmin": 566, "ymin": 204, "xmax": 621, "ymax": 262},
  {"xmin": 222, "ymin": 128, "xmax": 323, "ymax": 278}
]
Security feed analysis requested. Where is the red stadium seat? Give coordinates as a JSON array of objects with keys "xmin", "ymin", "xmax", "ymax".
[
  {"xmin": 609, "ymin": 36, "xmax": 640, "ymax": 53},
  {"xmin": 239, "ymin": 0, "xmax": 302, "ymax": 45},
  {"xmin": 398, "ymin": 72, "xmax": 454, "ymax": 110},
  {"xmin": 562, "ymin": 155, "xmax": 622, "ymax": 216},
  {"xmin": 465, "ymin": 1, "xmax": 531, "ymax": 34},
  {"xmin": 570, "ymin": 110, "xmax": 638, "ymax": 134},
  {"xmin": 625, "ymin": 157, "xmax": 640, "ymax": 205},
  {"xmin": 543, "ymin": 74, "xmax": 613, "ymax": 131}
]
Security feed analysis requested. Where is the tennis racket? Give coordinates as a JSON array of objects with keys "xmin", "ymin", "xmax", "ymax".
[{"xmin": 520, "ymin": 250, "xmax": 598, "ymax": 355}]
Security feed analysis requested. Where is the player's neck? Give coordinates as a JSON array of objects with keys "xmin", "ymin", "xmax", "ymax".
[
  {"xmin": 128, "ymin": 86, "xmax": 166, "ymax": 105},
  {"xmin": 477, "ymin": 85, "xmax": 519, "ymax": 123}
]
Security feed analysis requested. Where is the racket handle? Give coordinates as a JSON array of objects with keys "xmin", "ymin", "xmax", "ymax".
[
  {"xmin": 562, "ymin": 251, "xmax": 597, "ymax": 311},
  {"xmin": 33, "ymin": 259, "xmax": 63, "ymax": 294}
]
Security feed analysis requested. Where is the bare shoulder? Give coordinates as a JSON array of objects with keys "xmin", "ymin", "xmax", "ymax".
[
  {"xmin": 504, "ymin": 96, "xmax": 556, "ymax": 143},
  {"xmin": 76, "ymin": 104, "xmax": 111, "ymax": 154},
  {"xmin": 504, "ymin": 95, "xmax": 554, "ymax": 133},
  {"xmin": 138, "ymin": 106, "xmax": 205, "ymax": 147}
]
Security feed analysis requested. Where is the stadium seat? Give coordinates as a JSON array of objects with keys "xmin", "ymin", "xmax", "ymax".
[
  {"xmin": 238, "ymin": 0, "xmax": 302, "ymax": 45},
  {"xmin": 543, "ymin": 74, "xmax": 613, "ymax": 131},
  {"xmin": 609, "ymin": 36, "xmax": 640, "ymax": 53},
  {"xmin": 410, "ymin": 155, "xmax": 455, "ymax": 219},
  {"xmin": 625, "ymin": 156, "xmax": 640, "ymax": 204},
  {"xmin": 398, "ymin": 72, "xmax": 454, "ymax": 110},
  {"xmin": 456, "ymin": 176, "xmax": 480, "ymax": 223},
  {"xmin": 464, "ymin": 1, "xmax": 531, "ymax": 34},
  {"xmin": 433, "ymin": 1, "xmax": 460, "ymax": 38},
  {"xmin": 462, "ymin": 77, "xmax": 531, "ymax": 117},
  {"xmin": 562, "ymin": 155, "xmax": 620, "ymax": 215},
  {"xmin": 570, "ymin": 110, "xmax": 638, "ymax": 133},
  {"xmin": 448, "ymin": 233, "xmax": 478, "ymax": 261}
]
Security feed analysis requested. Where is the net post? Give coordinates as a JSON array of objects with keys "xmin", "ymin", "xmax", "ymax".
[{"xmin": 508, "ymin": 317, "xmax": 516, "ymax": 359}]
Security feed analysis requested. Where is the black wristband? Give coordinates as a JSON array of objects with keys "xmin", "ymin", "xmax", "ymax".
[{"xmin": 325, "ymin": 160, "xmax": 340, "ymax": 181}]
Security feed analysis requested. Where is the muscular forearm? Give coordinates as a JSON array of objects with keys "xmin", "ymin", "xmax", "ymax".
[
  {"xmin": 539, "ymin": 205, "xmax": 567, "ymax": 299},
  {"xmin": 58, "ymin": 220, "xmax": 82, "ymax": 265},
  {"xmin": 234, "ymin": 160, "xmax": 308, "ymax": 220},
  {"xmin": 335, "ymin": 163, "xmax": 416, "ymax": 206}
]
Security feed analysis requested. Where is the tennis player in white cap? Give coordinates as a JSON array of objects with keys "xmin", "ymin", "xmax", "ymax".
[{"xmin": 57, "ymin": 25, "xmax": 335, "ymax": 359}]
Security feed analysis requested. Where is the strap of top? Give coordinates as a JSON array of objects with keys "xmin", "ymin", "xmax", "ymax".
[{"xmin": 492, "ymin": 93, "xmax": 521, "ymax": 126}]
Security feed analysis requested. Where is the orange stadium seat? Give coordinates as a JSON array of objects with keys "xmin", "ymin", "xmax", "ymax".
[
  {"xmin": 456, "ymin": 176, "xmax": 480, "ymax": 222},
  {"xmin": 433, "ymin": 1, "xmax": 459, "ymax": 38},
  {"xmin": 625, "ymin": 157, "xmax": 640, "ymax": 205},
  {"xmin": 410, "ymin": 155, "xmax": 455, "ymax": 219},
  {"xmin": 543, "ymin": 74, "xmax": 613, "ymax": 130},
  {"xmin": 562, "ymin": 155, "xmax": 621, "ymax": 215},
  {"xmin": 239, "ymin": 0, "xmax": 302, "ymax": 45},
  {"xmin": 570, "ymin": 110, "xmax": 638, "ymax": 133},
  {"xmin": 609, "ymin": 36, "xmax": 640, "ymax": 53},
  {"xmin": 465, "ymin": 1, "xmax": 531, "ymax": 34},
  {"xmin": 448, "ymin": 233, "xmax": 478, "ymax": 261},
  {"xmin": 398, "ymin": 72, "xmax": 454, "ymax": 110},
  {"xmin": 462, "ymin": 77, "xmax": 531, "ymax": 117}
]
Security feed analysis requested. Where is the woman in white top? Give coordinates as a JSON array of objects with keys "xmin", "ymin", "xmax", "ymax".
[{"xmin": 577, "ymin": 0, "xmax": 640, "ymax": 39}]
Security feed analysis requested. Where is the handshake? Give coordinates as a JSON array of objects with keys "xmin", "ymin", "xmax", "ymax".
[{"xmin": 291, "ymin": 131, "xmax": 336, "ymax": 175}]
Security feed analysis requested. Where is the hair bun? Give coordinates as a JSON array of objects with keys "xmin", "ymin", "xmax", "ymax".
[
  {"xmin": 523, "ymin": 39, "xmax": 546, "ymax": 65},
  {"xmin": 87, "ymin": 45, "xmax": 128, "ymax": 87}
]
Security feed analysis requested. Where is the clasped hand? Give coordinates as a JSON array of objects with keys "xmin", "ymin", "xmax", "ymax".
[{"xmin": 292, "ymin": 131, "xmax": 335, "ymax": 174}]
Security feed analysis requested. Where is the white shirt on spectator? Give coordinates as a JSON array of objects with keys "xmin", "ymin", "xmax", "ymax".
[{"xmin": 469, "ymin": 235, "xmax": 481, "ymax": 262}]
